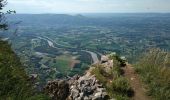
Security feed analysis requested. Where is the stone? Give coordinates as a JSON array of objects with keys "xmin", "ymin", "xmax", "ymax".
[
  {"xmin": 97, "ymin": 88, "xmax": 106, "ymax": 92},
  {"xmin": 79, "ymin": 92, "xmax": 84, "ymax": 98},
  {"xmin": 84, "ymin": 86, "xmax": 94, "ymax": 95},
  {"xmin": 71, "ymin": 89, "xmax": 79, "ymax": 99},
  {"xmin": 94, "ymin": 92, "xmax": 102, "ymax": 97},
  {"xmin": 44, "ymin": 80, "xmax": 69, "ymax": 100},
  {"xmin": 84, "ymin": 96, "xmax": 89, "ymax": 100}
]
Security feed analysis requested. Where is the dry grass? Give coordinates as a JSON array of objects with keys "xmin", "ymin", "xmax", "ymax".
[{"xmin": 135, "ymin": 49, "xmax": 170, "ymax": 100}]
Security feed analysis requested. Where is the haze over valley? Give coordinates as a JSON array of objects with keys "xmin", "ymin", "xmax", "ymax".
[{"xmin": 1, "ymin": 13, "xmax": 170, "ymax": 85}]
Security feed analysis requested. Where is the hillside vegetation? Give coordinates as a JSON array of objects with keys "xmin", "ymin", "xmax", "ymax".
[
  {"xmin": 0, "ymin": 40, "xmax": 49, "ymax": 100},
  {"xmin": 135, "ymin": 49, "xmax": 170, "ymax": 100},
  {"xmin": 91, "ymin": 54, "xmax": 134, "ymax": 100}
]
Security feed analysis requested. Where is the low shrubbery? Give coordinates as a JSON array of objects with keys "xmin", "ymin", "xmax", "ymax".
[
  {"xmin": 91, "ymin": 65, "xmax": 112, "ymax": 85},
  {"xmin": 107, "ymin": 76, "xmax": 133, "ymax": 100},
  {"xmin": 135, "ymin": 49, "xmax": 170, "ymax": 100},
  {"xmin": 91, "ymin": 54, "xmax": 133, "ymax": 100}
]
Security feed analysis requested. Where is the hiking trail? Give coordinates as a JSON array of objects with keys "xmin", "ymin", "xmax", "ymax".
[{"xmin": 122, "ymin": 64, "xmax": 151, "ymax": 100}]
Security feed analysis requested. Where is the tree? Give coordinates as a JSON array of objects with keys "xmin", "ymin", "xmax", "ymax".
[
  {"xmin": 0, "ymin": 0, "xmax": 15, "ymax": 30},
  {"xmin": 0, "ymin": 0, "xmax": 8, "ymax": 30}
]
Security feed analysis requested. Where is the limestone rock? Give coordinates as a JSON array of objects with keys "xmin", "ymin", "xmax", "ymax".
[{"xmin": 44, "ymin": 80, "xmax": 69, "ymax": 100}]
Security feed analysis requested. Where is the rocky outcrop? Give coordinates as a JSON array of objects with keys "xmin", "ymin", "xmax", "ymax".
[
  {"xmin": 100, "ymin": 55, "xmax": 114, "ymax": 73},
  {"xmin": 44, "ymin": 74, "xmax": 110, "ymax": 100},
  {"xmin": 44, "ymin": 54, "xmax": 118, "ymax": 100},
  {"xmin": 44, "ymin": 80, "xmax": 70, "ymax": 100},
  {"xmin": 68, "ymin": 73, "xmax": 109, "ymax": 100}
]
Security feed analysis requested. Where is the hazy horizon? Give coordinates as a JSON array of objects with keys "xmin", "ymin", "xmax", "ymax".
[
  {"xmin": 7, "ymin": 12, "xmax": 170, "ymax": 15},
  {"xmin": 3, "ymin": 0, "xmax": 170, "ymax": 14}
]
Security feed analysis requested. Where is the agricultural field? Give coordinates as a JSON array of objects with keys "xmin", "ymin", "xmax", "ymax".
[{"xmin": 1, "ymin": 13, "xmax": 170, "ymax": 85}]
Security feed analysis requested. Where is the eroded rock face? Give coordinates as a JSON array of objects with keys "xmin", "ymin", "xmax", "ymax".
[
  {"xmin": 44, "ymin": 80, "xmax": 69, "ymax": 100},
  {"xmin": 44, "ymin": 74, "xmax": 110, "ymax": 100}
]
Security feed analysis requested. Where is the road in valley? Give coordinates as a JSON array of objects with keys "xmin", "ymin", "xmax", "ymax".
[
  {"xmin": 81, "ymin": 50, "xmax": 99, "ymax": 64},
  {"xmin": 37, "ymin": 36, "xmax": 99, "ymax": 64}
]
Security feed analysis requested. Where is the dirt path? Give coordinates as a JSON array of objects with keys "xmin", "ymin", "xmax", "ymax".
[{"xmin": 122, "ymin": 64, "xmax": 151, "ymax": 100}]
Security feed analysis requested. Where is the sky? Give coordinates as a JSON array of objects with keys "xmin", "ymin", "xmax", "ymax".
[{"xmin": 3, "ymin": 0, "xmax": 170, "ymax": 14}]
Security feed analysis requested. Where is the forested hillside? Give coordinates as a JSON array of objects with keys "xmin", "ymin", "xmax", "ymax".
[{"xmin": 0, "ymin": 40, "xmax": 49, "ymax": 100}]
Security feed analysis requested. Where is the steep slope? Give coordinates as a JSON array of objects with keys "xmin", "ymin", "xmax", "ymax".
[
  {"xmin": 0, "ymin": 40, "xmax": 49, "ymax": 100},
  {"xmin": 45, "ymin": 53, "xmax": 134, "ymax": 100}
]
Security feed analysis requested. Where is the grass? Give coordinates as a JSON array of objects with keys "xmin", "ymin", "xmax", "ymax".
[
  {"xmin": 107, "ymin": 77, "xmax": 133, "ymax": 100},
  {"xmin": 40, "ymin": 55, "xmax": 73, "ymax": 74},
  {"xmin": 91, "ymin": 54, "xmax": 133, "ymax": 100},
  {"xmin": 91, "ymin": 65, "xmax": 111, "ymax": 85},
  {"xmin": 135, "ymin": 49, "xmax": 170, "ymax": 100},
  {"xmin": 51, "ymin": 55, "xmax": 73, "ymax": 74}
]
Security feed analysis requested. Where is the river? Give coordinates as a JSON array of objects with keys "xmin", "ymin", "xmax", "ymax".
[{"xmin": 37, "ymin": 36, "xmax": 99, "ymax": 64}]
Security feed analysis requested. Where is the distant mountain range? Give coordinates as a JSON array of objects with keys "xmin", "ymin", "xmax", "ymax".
[{"xmin": 6, "ymin": 13, "xmax": 170, "ymax": 28}]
